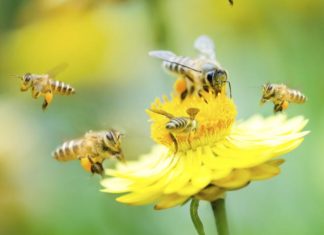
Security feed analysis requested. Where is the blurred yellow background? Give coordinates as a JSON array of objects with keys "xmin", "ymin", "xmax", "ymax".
[{"xmin": 0, "ymin": 0, "xmax": 323, "ymax": 234}]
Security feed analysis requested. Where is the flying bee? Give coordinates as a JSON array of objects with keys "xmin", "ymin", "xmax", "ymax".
[
  {"xmin": 149, "ymin": 108, "xmax": 199, "ymax": 153},
  {"xmin": 149, "ymin": 35, "xmax": 231, "ymax": 100},
  {"xmin": 15, "ymin": 63, "xmax": 75, "ymax": 110},
  {"xmin": 53, "ymin": 129, "xmax": 125, "ymax": 176},
  {"xmin": 260, "ymin": 83, "xmax": 307, "ymax": 113}
]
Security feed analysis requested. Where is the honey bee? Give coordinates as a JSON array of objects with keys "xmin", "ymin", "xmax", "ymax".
[
  {"xmin": 53, "ymin": 129, "xmax": 125, "ymax": 176},
  {"xmin": 260, "ymin": 83, "xmax": 307, "ymax": 113},
  {"xmin": 149, "ymin": 35, "xmax": 231, "ymax": 100},
  {"xmin": 16, "ymin": 63, "xmax": 75, "ymax": 110},
  {"xmin": 149, "ymin": 108, "xmax": 199, "ymax": 153}
]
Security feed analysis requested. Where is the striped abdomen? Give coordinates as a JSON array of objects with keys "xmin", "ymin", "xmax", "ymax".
[
  {"xmin": 166, "ymin": 117, "xmax": 190, "ymax": 132},
  {"xmin": 163, "ymin": 56, "xmax": 194, "ymax": 75},
  {"xmin": 50, "ymin": 79, "xmax": 75, "ymax": 95},
  {"xmin": 287, "ymin": 89, "xmax": 307, "ymax": 104},
  {"xmin": 53, "ymin": 139, "xmax": 83, "ymax": 161}
]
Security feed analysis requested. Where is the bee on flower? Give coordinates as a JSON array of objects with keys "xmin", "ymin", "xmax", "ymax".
[
  {"xmin": 149, "ymin": 35, "xmax": 231, "ymax": 100},
  {"xmin": 148, "ymin": 107, "xmax": 199, "ymax": 153}
]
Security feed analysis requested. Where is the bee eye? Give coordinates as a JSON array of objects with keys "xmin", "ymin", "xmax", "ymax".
[
  {"xmin": 206, "ymin": 72, "xmax": 214, "ymax": 84},
  {"xmin": 267, "ymin": 85, "xmax": 273, "ymax": 91},
  {"xmin": 106, "ymin": 133, "xmax": 113, "ymax": 141},
  {"xmin": 24, "ymin": 73, "xmax": 31, "ymax": 82}
]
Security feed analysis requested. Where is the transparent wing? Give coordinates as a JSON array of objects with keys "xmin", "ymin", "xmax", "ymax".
[
  {"xmin": 148, "ymin": 108, "xmax": 174, "ymax": 119},
  {"xmin": 148, "ymin": 50, "xmax": 177, "ymax": 61},
  {"xmin": 149, "ymin": 50, "xmax": 202, "ymax": 73},
  {"xmin": 47, "ymin": 63, "xmax": 68, "ymax": 78},
  {"xmin": 194, "ymin": 35, "xmax": 216, "ymax": 60}
]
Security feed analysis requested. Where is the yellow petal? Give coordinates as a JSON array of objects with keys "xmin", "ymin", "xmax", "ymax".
[
  {"xmin": 249, "ymin": 159, "xmax": 285, "ymax": 180},
  {"xmin": 154, "ymin": 194, "xmax": 189, "ymax": 210},
  {"xmin": 195, "ymin": 186, "xmax": 225, "ymax": 201},
  {"xmin": 213, "ymin": 169, "xmax": 251, "ymax": 189},
  {"xmin": 100, "ymin": 178, "xmax": 132, "ymax": 193}
]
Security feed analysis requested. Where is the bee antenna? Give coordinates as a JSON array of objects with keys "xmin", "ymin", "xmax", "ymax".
[
  {"xmin": 225, "ymin": 81, "xmax": 232, "ymax": 98},
  {"xmin": 9, "ymin": 75, "xmax": 22, "ymax": 79}
]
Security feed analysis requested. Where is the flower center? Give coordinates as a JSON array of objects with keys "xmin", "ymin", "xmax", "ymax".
[{"xmin": 148, "ymin": 91, "xmax": 237, "ymax": 152}]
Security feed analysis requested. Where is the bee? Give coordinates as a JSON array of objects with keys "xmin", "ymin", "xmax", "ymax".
[
  {"xmin": 53, "ymin": 129, "xmax": 125, "ymax": 176},
  {"xmin": 149, "ymin": 108, "xmax": 199, "ymax": 153},
  {"xmin": 16, "ymin": 63, "xmax": 75, "ymax": 110},
  {"xmin": 149, "ymin": 35, "xmax": 231, "ymax": 100},
  {"xmin": 229, "ymin": 0, "xmax": 233, "ymax": 5},
  {"xmin": 260, "ymin": 83, "xmax": 307, "ymax": 113}
]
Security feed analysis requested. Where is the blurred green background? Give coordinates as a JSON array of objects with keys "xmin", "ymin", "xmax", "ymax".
[{"xmin": 0, "ymin": 0, "xmax": 323, "ymax": 234}]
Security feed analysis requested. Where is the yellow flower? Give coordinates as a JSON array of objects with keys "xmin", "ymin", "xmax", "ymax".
[{"xmin": 101, "ymin": 91, "xmax": 309, "ymax": 210}]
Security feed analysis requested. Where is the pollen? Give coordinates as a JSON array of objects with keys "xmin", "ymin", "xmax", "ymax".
[{"xmin": 148, "ymin": 91, "xmax": 237, "ymax": 152}]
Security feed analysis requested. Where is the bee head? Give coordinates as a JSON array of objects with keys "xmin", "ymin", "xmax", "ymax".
[
  {"xmin": 22, "ymin": 73, "xmax": 32, "ymax": 85},
  {"xmin": 263, "ymin": 83, "xmax": 274, "ymax": 95},
  {"xmin": 260, "ymin": 83, "xmax": 275, "ymax": 105},
  {"xmin": 103, "ymin": 129, "xmax": 123, "ymax": 152},
  {"xmin": 205, "ymin": 69, "xmax": 227, "ymax": 87}
]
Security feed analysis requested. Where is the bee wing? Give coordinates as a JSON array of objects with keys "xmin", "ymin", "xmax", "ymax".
[
  {"xmin": 194, "ymin": 35, "xmax": 216, "ymax": 60},
  {"xmin": 148, "ymin": 108, "xmax": 175, "ymax": 119},
  {"xmin": 149, "ymin": 50, "xmax": 202, "ymax": 73},
  {"xmin": 47, "ymin": 63, "xmax": 68, "ymax": 78},
  {"xmin": 186, "ymin": 108, "xmax": 200, "ymax": 119},
  {"xmin": 149, "ymin": 50, "xmax": 177, "ymax": 61}
]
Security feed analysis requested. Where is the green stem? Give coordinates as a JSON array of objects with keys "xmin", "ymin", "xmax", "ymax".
[
  {"xmin": 190, "ymin": 198, "xmax": 206, "ymax": 235},
  {"xmin": 211, "ymin": 199, "xmax": 230, "ymax": 235}
]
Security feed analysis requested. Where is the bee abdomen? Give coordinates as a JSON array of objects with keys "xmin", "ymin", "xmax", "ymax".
[
  {"xmin": 166, "ymin": 117, "xmax": 188, "ymax": 131},
  {"xmin": 50, "ymin": 79, "xmax": 76, "ymax": 95},
  {"xmin": 288, "ymin": 89, "xmax": 307, "ymax": 103},
  {"xmin": 163, "ymin": 56, "xmax": 191, "ymax": 75},
  {"xmin": 53, "ymin": 140, "xmax": 82, "ymax": 161}
]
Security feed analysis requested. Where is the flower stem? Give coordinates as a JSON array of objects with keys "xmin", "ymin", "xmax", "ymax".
[
  {"xmin": 190, "ymin": 198, "xmax": 206, "ymax": 235},
  {"xmin": 211, "ymin": 199, "xmax": 229, "ymax": 235}
]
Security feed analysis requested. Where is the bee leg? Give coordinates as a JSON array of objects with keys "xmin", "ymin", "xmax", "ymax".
[
  {"xmin": 87, "ymin": 156, "xmax": 104, "ymax": 177},
  {"xmin": 20, "ymin": 85, "xmax": 28, "ymax": 92},
  {"xmin": 169, "ymin": 133, "xmax": 178, "ymax": 154},
  {"xmin": 42, "ymin": 91, "xmax": 53, "ymax": 111},
  {"xmin": 180, "ymin": 89, "xmax": 188, "ymax": 101},
  {"xmin": 31, "ymin": 88, "xmax": 41, "ymax": 99},
  {"xmin": 259, "ymin": 98, "xmax": 267, "ymax": 106},
  {"xmin": 203, "ymin": 85, "xmax": 209, "ymax": 92},
  {"xmin": 214, "ymin": 87, "xmax": 221, "ymax": 97},
  {"xmin": 197, "ymin": 89, "xmax": 208, "ymax": 103},
  {"xmin": 273, "ymin": 103, "xmax": 283, "ymax": 113},
  {"xmin": 91, "ymin": 161, "xmax": 104, "ymax": 177},
  {"xmin": 189, "ymin": 85, "xmax": 195, "ymax": 95},
  {"xmin": 187, "ymin": 132, "xmax": 192, "ymax": 149}
]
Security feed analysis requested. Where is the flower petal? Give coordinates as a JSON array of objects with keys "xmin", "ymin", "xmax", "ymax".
[
  {"xmin": 154, "ymin": 194, "xmax": 189, "ymax": 210},
  {"xmin": 249, "ymin": 159, "xmax": 284, "ymax": 180}
]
